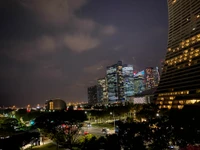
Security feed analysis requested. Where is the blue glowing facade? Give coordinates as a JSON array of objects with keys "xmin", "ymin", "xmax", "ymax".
[
  {"xmin": 106, "ymin": 61, "xmax": 124, "ymax": 102},
  {"xmin": 134, "ymin": 70, "xmax": 146, "ymax": 94},
  {"xmin": 122, "ymin": 64, "xmax": 134, "ymax": 99}
]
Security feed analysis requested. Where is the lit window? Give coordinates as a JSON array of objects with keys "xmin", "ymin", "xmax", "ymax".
[
  {"xmin": 168, "ymin": 105, "xmax": 172, "ymax": 109},
  {"xmin": 197, "ymin": 15, "xmax": 200, "ymax": 18},
  {"xmin": 178, "ymin": 105, "xmax": 184, "ymax": 109},
  {"xmin": 168, "ymin": 101, "xmax": 172, "ymax": 105},
  {"xmin": 186, "ymin": 100, "xmax": 197, "ymax": 104},
  {"xmin": 172, "ymin": 0, "xmax": 177, "ymax": 4},
  {"xmin": 179, "ymin": 101, "xmax": 183, "ymax": 104}
]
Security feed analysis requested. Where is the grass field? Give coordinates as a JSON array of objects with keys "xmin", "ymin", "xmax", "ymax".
[{"xmin": 30, "ymin": 143, "xmax": 65, "ymax": 150}]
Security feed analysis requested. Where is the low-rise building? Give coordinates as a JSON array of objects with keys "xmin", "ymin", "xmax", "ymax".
[{"xmin": 45, "ymin": 99, "xmax": 66, "ymax": 111}]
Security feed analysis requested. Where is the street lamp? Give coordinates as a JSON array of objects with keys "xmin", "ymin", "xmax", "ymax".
[{"xmin": 110, "ymin": 112, "xmax": 115, "ymax": 132}]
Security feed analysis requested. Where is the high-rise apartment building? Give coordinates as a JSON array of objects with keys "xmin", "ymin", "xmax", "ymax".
[
  {"xmin": 106, "ymin": 61, "xmax": 124, "ymax": 102},
  {"xmin": 88, "ymin": 85, "xmax": 98, "ymax": 105},
  {"xmin": 97, "ymin": 78, "xmax": 108, "ymax": 104},
  {"xmin": 155, "ymin": 0, "xmax": 200, "ymax": 109}
]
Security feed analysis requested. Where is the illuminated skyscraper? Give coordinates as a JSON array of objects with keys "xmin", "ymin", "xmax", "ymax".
[
  {"xmin": 145, "ymin": 67, "xmax": 155, "ymax": 89},
  {"xmin": 106, "ymin": 61, "xmax": 124, "ymax": 102},
  {"xmin": 122, "ymin": 64, "xmax": 134, "ymax": 99},
  {"xmin": 134, "ymin": 70, "xmax": 146, "ymax": 94},
  {"xmin": 155, "ymin": 0, "xmax": 200, "ymax": 109},
  {"xmin": 153, "ymin": 67, "xmax": 160, "ymax": 87},
  {"xmin": 145, "ymin": 67, "xmax": 160, "ymax": 89},
  {"xmin": 97, "ymin": 77, "xmax": 108, "ymax": 104}
]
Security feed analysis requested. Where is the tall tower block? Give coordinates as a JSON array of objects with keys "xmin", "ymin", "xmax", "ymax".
[{"xmin": 155, "ymin": 0, "xmax": 200, "ymax": 109}]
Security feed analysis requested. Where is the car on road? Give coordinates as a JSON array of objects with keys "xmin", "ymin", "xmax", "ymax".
[
  {"xmin": 87, "ymin": 123, "xmax": 92, "ymax": 127},
  {"xmin": 101, "ymin": 128, "xmax": 109, "ymax": 134}
]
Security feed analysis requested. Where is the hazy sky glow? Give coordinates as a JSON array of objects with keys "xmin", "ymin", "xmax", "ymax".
[{"xmin": 0, "ymin": 0, "xmax": 168, "ymax": 107}]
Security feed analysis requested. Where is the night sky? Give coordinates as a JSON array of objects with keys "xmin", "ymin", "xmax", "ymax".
[{"xmin": 0, "ymin": 0, "xmax": 168, "ymax": 107}]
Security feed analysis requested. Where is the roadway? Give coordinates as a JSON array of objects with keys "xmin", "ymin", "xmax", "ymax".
[{"xmin": 81, "ymin": 126, "xmax": 114, "ymax": 136}]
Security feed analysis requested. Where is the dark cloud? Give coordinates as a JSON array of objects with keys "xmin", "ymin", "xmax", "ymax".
[
  {"xmin": 64, "ymin": 34, "xmax": 100, "ymax": 53},
  {"xmin": 0, "ymin": 0, "xmax": 168, "ymax": 106}
]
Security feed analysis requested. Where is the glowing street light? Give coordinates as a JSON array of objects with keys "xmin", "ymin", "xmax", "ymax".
[{"xmin": 110, "ymin": 112, "xmax": 115, "ymax": 132}]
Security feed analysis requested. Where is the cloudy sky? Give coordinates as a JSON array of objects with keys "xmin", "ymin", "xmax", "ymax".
[{"xmin": 0, "ymin": 0, "xmax": 168, "ymax": 107}]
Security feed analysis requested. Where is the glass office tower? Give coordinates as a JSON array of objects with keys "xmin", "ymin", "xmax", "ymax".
[
  {"xmin": 134, "ymin": 70, "xmax": 146, "ymax": 94},
  {"xmin": 122, "ymin": 64, "xmax": 134, "ymax": 99},
  {"xmin": 155, "ymin": 0, "xmax": 200, "ymax": 109},
  {"xmin": 106, "ymin": 61, "xmax": 124, "ymax": 102}
]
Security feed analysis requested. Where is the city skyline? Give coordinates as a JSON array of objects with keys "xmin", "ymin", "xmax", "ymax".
[{"xmin": 0, "ymin": 0, "xmax": 168, "ymax": 106}]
